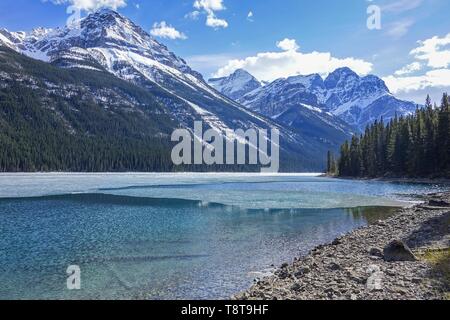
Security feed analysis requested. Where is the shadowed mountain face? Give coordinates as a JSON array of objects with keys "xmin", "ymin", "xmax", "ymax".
[{"xmin": 211, "ymin": 67, "xmax": 418, "ymax": 132}]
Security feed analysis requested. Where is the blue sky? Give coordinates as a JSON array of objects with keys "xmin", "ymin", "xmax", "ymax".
[{"xmin": 0, "ymin": 0, "xmax": 449, "ymax": 103}]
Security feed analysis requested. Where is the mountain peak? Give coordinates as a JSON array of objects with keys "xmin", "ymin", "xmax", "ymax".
[
  {"xmin": 2, "ymin": 9, "xmax": 205, "ymax": 82},
  {"xmin": 232, "ymin": 68, "xmax": 253, "ymax": 77},
  {"xmin": 331, "ymin": 67, "xmax": 358, "ymax": 76},
  {"xmin": 208, "ymin": 69, "xmax": 262, "ymax": 100},
  {"xmin": 87, "ymin": 8, "xmax": 127, "ymax": 22},
  {"xmin": 324, "ymin": 67, "xmax": 359, "ymax": 90},
  {"xmin": 95, "ymin": 7, "xmax": 118, "ymax": 14}
]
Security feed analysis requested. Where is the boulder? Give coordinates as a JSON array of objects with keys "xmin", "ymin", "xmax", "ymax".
[
  {"xmin": 383, "ymin": 240, "xmax": 417, "ymax": 262},
  {"xmin": 428, "ymin": 199, "xmax": 450, "ymax": 207}
]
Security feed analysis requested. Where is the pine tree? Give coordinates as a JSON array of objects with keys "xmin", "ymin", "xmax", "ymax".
[
  {"xmin": 335, "ymin": 93, "xmax": 449, "ymax": 179},
  {"xmin": 437, "ymin": 93, "xmax": 449, "ymax": 171}
]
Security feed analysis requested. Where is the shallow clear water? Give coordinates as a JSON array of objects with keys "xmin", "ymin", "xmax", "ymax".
[{"xmin": 0, "ymin": 173, "xmax": 447, "ymax": 299}]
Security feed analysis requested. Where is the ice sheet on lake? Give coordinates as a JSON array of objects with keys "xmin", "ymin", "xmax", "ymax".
[{"xmin": 0, "ymin": 173, "xmax": 446, "ymax": 209}]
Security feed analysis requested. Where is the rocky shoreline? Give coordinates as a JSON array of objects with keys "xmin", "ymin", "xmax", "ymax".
[{"xmin": 236, "ymin": 192, "xmax": 450, "ymax": 300}]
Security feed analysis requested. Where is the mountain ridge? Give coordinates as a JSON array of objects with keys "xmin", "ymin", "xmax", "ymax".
[{"xmin": 210, "ymin": 67, "xmax": 418, "ymax": 131}]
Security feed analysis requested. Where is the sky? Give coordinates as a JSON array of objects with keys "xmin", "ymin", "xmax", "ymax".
[{"xmin": 0, "ymin": 0, "xmax": 449, "ymax": 104}]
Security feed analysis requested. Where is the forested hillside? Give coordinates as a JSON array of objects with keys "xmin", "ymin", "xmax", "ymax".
[
  {"xmin": 0, "ymin": 46, "xmax": 176, "ymax": 172},
  {"xmin": 329, "ymin": 94, "xmax": 450, "ymax": 178},
  {"xmin": 0, "ymin": 47, "xmax": 309, "ymax": 172}
]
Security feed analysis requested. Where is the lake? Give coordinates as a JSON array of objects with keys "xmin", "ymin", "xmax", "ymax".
[{"xmin": 0, "ymin": 173, "xmax": 447, "ymax": 299}]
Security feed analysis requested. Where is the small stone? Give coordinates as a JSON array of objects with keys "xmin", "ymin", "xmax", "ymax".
[
  {"xmin": 411, "ymin": 278, "xmax": 422, "ymax": 284},
  {"xmin": 294, "ymin": 266, "xmax": 310, "ymax": 277},
  {"xmin": 395, "ymin": 287, "xmax": 409, "ymax": 295},
  {"xmin": 375, "ymin": 220, "xmax": 387, "ymax": 226},
  {"xmin": 329, "ymin": 262, "xmax": 341, "ymax": 271},
  {"xmin": 278, "ymin": 270, "xmax": 289, "ymax": 279},
  {"xmin": 386, "ymin": 269, "xmax": 396, "ymax": 276},
  {"xmin": 369, "ymin": 247, "xmax": 383, "ymax": 257},
  {"xmin": 332, "ymin": 238, "xmax": 342, "ymax": 245},
  {"xmin": 367, "ymin": 264, "xmax": 381, "ymax": 274},
  {"xmin": 290, "ymin": 282, "xmax": 303, "ymax": 292}
]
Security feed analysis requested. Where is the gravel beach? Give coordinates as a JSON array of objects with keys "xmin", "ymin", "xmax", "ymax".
[{"xmin": 236, "ymin": 192, "xmax": 450, "ymax": 300}]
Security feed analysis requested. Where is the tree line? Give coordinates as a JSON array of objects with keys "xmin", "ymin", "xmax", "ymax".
[{"xmin": 328, "ymin": 93, "xmax": 450, "ymax": 178}]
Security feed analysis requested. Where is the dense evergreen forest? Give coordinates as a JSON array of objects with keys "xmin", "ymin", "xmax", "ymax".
[
  {"xmin": 0, "ymin": 46, "xmax": 177, "ymax": 172},
  {"xmin": 328, "ymin": 93, "xmax": 450, "ymax": 178}
]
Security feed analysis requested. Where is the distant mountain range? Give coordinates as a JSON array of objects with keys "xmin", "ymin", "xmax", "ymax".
[
  {"xmin": 208, "ymin": 68, "xmax": 418, "ymax": 131},
  {"xmin": 0, "ymin": 9, "xmax": 357, "ymax": 171}
]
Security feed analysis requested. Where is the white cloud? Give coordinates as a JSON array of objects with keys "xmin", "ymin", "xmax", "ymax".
[
  {"xmin": 191, "ymin": 0, "xmax": 228, "ymax": 29},
  {"xmin": 206, "ymin": 14, "xmax": 228, "ymax": 28},
  {"xmin": 384, "ymin": 34, "xmax": 450, "ymax": 96},
  {"xmin": 383, "ymin": 69, "xmax": 450, "ymax": 94},
  {"xmin": 394, "ymin": 62, "xmax": 422, "ymax": 76},
  {"xmin": 45, "ymin": 0, "xmax": 127, "ymax": 11},
  {"xmin": 212, "ymin": 39, "xmax": 373, "ymax": 82},
  {"xmin": 150, "ymin": 21, "xmax": 187, "ymax": 40},
  {"xmin": 410, "ymin": 33, "xmax": 450, "ymax": 69},
  {"xmin": 386, "ymin": 19, "xmax": 415, "ymax": 38},
  {"xmin": 185, "ymin": 11, "xmax": 200, "ymax": 20},
  {"xmin": 193, "ymin": 0, "xmax": 225, "ymax": 11},
  {"xmin": 186, "ymin": 53, "xmax": 238, "ymax": 76},
  {"xmin": 381, "ymin": 0, "xmax": 423, "ymax": 13},
  {"xmin": 276, "ymin": 38, "xmax": 299, "ymax": 51}
]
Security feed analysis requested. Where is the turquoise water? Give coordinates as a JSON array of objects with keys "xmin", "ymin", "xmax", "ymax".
[{"xmin": 0, "ymin": 174, "xmax": 447, "ymax": 299}]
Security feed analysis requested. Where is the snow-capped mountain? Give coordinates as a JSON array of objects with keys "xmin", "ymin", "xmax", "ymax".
[
  {"xmin": 1, "ymin": 9, "xmax": 203, "ymax": 80},
  {"xmin": 208, "ymin": 69, "xmax": 262, "ymax": 100},
  {"xmin": 0, "ymin": 9, "xmax": 350, "ymax": 170},
  {"xmin": 0, "ymin": 9, "xmax": 281, "ymax": 137},
  {"xmin": 207, "ymin": 70, "xmax": 354, "ymax": 147},
  {"xmin": 323, "ymin": 67, "xmax": 417, "ymax": 130},
  {"xmin": 229, "ymin": 73, "xmax": 355, "ymax": 147},
  {"xmin": 220, "ymin": 67, "xmax": 417, "ymax": 131}
]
